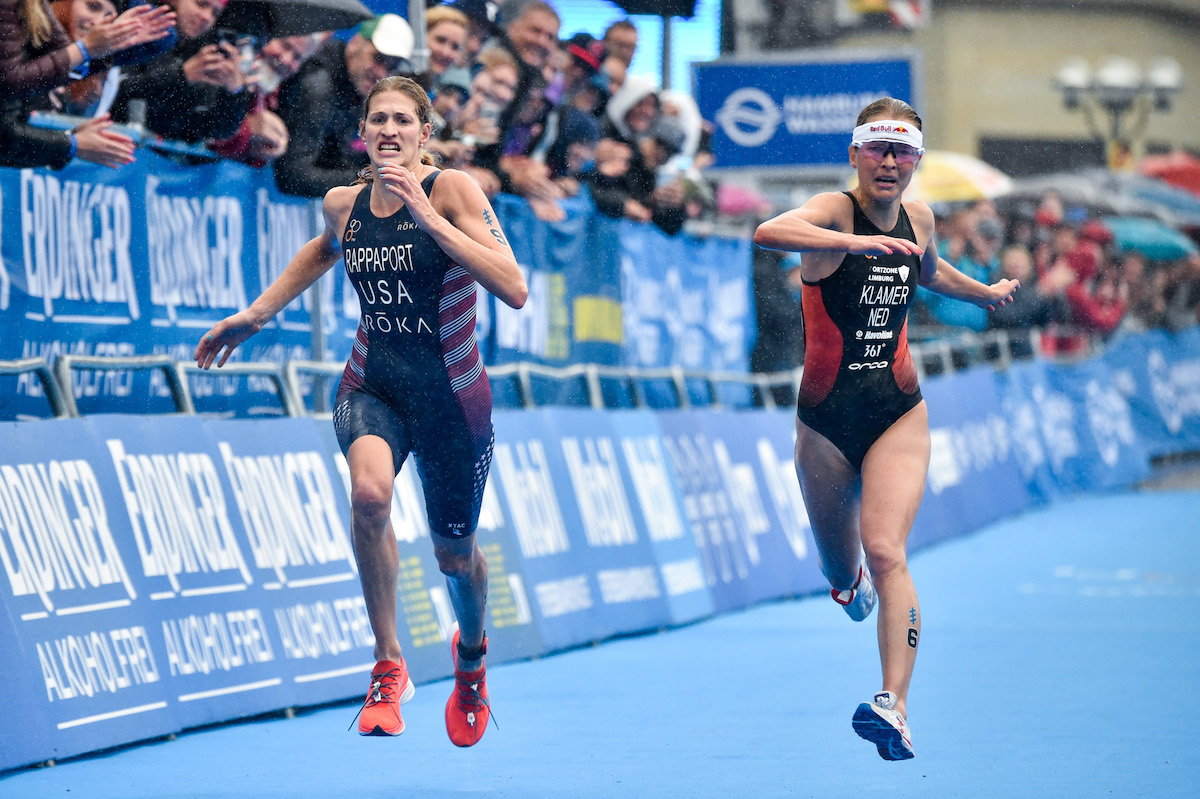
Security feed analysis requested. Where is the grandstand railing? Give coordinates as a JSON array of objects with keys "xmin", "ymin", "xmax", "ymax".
[{"xmin": 9, "ymin": 328, "xmax": 1046, "ymax": 420}]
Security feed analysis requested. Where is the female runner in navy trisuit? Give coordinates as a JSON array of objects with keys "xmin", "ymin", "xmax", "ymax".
[
  {"xmin": 754, "ymin": 98, "xmax": 1018, "ymax": 761},
  {"xmin": 195, "ymin": 75, "xmax": 527, "ymax": 747}
]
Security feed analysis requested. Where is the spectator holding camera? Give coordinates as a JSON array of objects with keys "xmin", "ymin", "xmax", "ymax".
[
  {"xmin": 45, "ymin": 0, "xmax": 176, "ymax": 117},
  {"xmin": 110, "ymin": 0, "xmax": 252, "ymax": 144},
  {"xmin": 437, "ymin": 44, "xmax": 516, "ymax": 195},
  {"xmin": 207, "ymin": 32, "xmax": 327, "ymax": 167},
  {"xmin": 588, "ymin": 75, "xmax": 687, "ymax": 234}
]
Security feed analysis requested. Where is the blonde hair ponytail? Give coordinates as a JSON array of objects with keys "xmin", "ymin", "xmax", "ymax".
[{"xmin": 20, "ymin": 0, "xmax": 55, "ymax": 48}]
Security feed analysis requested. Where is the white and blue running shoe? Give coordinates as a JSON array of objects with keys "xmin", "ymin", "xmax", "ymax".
[
  {"xmin": 852, "ymin": 690, "xmax": 914, "ymax": 761},
  {"xmin": 831, "ymin": 564, "xmax": 877, "ymax": 622}
]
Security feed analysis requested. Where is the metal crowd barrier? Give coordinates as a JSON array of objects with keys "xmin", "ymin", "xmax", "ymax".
[
  {"xmin": 54, "ymin": 354, "xmax": 195, "ymax": 417},
  {"xmin": 7, "ymin": 328, "xmax": 1047, "ymax": 420},
  {"xmin": 0, "ymin": 357, "xmax": 71, "ymax": 418},
  {"xmin": 50, "ymin": 355, "xmax": 294, "ymax": 418},
  {"xmin": 176, "ymin": 360, "xmax": 298, "ymax": 417}
]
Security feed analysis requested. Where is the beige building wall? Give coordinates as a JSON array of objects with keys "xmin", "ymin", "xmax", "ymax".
[{"xmin": 832, "ymin": 1, "xmax": 1200, "ymax": 158}]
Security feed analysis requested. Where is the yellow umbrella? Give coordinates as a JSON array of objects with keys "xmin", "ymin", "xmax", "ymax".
[
  {"xmin": 904, "ymin": 150, "xmax": 1013, "ymax": 203},
  {"xmin": 848, "ymin": 150, "xmax": 1014, "ymax": 204}
]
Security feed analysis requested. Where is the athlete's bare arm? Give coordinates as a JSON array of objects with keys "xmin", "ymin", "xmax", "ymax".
[
  {"xmin": 754, "ymin": 191, "xmax": 924, "ymax": 282},
  {"xmin": 194, "ymin": 186, "xmax": 353, "ymax": 369},
  {"xmin": 377, "ymin": 164, "xmax": 528, "ymax": 309},
  {"xmin": 908, "ymin": 202, "xmax": 1020, "ymax": 311}
]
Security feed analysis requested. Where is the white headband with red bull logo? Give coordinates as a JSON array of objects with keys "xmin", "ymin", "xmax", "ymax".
[{"xmin": 850, "ymin": 120, "xmax": 925, "ymax": 154}]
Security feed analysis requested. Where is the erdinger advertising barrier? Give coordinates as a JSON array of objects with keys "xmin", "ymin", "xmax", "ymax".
[
  {"xmin": 2, "ymin": 158, "xmax": 755, "ymax": 419},
  {"xmin": 0, "ymin": 417, "xmax": 174, "ymax": 770},
  {"xmin": 0, "ymin": 156, "xmax": 327, "ymax": 418},
  {"xmin": 0, "ymin": 414, "xmax": 375, "ymax": 767},
  {"xmin": 2, "ymin": 330, "xmax": 1196, "ymax": 771},
  {"xmin": 693, "ymin": 51, "xmax": 920, "ymax": 170}
]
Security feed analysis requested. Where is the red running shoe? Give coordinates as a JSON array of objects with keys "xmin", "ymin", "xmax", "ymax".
[
  {"xmin": 353, "ymin": 658, "xmax": 415, "ymax": 736},
  {"xmin": 445, "ymin": 629, "xmax": 491, "ymax": 747}
]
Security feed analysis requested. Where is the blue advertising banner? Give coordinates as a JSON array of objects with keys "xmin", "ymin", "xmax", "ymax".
[
  {"xmin": 605, "ymin": 410, "xmax": 714, "ymax": 625},
  {"xmin": 0, "ymin": 418, "xmax": 177, "ymax": 765},
  {"xmin": 489, "ymin": 195, "xmax": 623, "ymax": 375},
  {"xmin": 621, "ymin": 223, "xmax": 755, "ymax": 406},
  {"xmin": 0, "ymin": 155, "xmax": 327, "ymax": 418},
  {"xmin": 693, "ymin": 52, "xmax": 919, "ymax": 169},
  {"xmin": 3, "ymin": 158, "xmax": 757, "ymax": 418},
  {"xmin": 1041, "ymin": 359, "xmax": 1150, "ymax": 492},
  {"xmin": 994, "ymin": 360, "xmax": 1067, "ymax": 505},
  {"xmin": 915, "ymin": 368, "xmax": 1034, "ymax": 550},
  {"xmin": 648, "ymin": 410, "xmax": 816, "ymax": 609},
  {"xmin": 199, "ymin": 417, "xmax": 378, "ymax": 711},
  {"xmin": 696, "ymin": 409, "xmax": 822, "ymax": 603},
  {"xmin": 1106, "ymin": 329, "xmax": 1200, "ymax": 457},
  {"xmin": 490, "ymin": 409, "xmax": 677, "ymax": 649},
  {"xmin": 489, "ymin": 410, "xmax": 605, "ymax": 650}
]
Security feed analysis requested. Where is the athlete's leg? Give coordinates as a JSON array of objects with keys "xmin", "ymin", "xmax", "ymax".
[
  {"xmin": 416, "ymin": 418, "xmax": 493, "ymax": 670},
  {"xmin": 346, "ymin": 435, "xmax": 403, "ymax": 663},
  {"xmin": 432, "ymin": 534, "xmax": 489, "ymax": 671},
  {"xmin": 794, "ymin": 416, "xmax": 863, "ymax": 591},
  {"xmin": 858, "ymin": 401, "xmax": 931, "ymax": 719}
]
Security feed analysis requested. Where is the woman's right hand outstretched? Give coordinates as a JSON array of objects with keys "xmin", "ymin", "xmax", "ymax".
[
  {"xmin": 195, "ymin": 311, "xmax": 263, "ymax": 369},
  {"xmin": 846, "ymin": 234, "xmax": 924, "ymax": 258}
]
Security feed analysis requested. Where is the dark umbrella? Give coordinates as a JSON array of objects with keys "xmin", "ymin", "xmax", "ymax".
[
  {"xmin": 611, "ymin": 1, "xmax": 697, "ymax": 16},
  {"xmin": 216, "ymin": 0, "xmax": 373, "ymax": 39}
]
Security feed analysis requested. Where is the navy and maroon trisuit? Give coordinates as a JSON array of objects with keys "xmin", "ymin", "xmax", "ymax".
[{"xmin": 333, "ymin": 173, "xmax": 492, "ymax": 538}]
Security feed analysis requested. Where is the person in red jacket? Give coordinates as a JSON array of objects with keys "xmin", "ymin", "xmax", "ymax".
[{"xmin": 1043, "ymin": 219, "xmax": 1127, "ymax": 356}]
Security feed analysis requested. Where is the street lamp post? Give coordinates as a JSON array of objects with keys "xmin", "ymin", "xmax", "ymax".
[{"xmin": 1055, "ymin": 55, "xmax": 1182, "ymax": 170}]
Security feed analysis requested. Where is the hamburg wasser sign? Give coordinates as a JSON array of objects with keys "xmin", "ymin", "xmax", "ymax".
[{"xmin": 693, "ymin": 50, "xmax": 920, "ymax": 170}]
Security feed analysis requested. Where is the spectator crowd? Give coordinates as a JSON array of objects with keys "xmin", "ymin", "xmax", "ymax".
[
  {"xmin": 910, "ymin": 193, "xmax": 1200, "ymax": 356},
  {"xmin": 0, "ymin": 0, "xmax": 719, "ymax": 234},
  {"xmin": 3, "ymin": 0, "xmax": 1197, "ymax": 367}
]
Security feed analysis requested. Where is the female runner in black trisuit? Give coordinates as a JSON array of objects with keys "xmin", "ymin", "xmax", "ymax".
[{"xmin": 754, "ymin": 97, "xmax": 1018, "ymax": 761}]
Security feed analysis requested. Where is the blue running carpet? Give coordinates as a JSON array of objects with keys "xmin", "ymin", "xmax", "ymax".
[{"xmin": 1, "ymin": 490, "xmax": 1197, "ymax": 798}]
